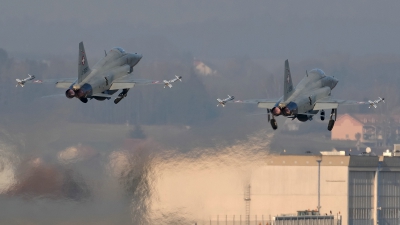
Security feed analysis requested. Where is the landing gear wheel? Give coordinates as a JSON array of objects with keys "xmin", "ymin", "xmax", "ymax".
[
  {"xmin": 114, "ymin": 88, "xmax": 130, "ymax": 104},
  {"xmin": 114, "ymin": 97, "xmax": 122, "ymax": 104},
  {"xmin": 270, "ymin": 119, "xmax": 278, "ymax": 130},
  {"xmin": 79, "ymin": 97, "xmax": 88, "ymax": 103},
  {"xmin": 327, "ymin": 119, "xmax": 335, "ymax": 131}
]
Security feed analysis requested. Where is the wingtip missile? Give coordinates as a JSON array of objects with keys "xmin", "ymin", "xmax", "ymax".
[
  {"xmin": 16, "ymin": 74, "xmax": 36, "ymax": 87},
  {"xmin": 217, "ymin": 98, "xmax": 224, "ymax": 107},
  {"xmin": 217, "ymin": 95, "xmax": 235, "ymax": 107},
  {"xmin": 368, "ymin": 97, "xmax": 385, "ymax": 108},
  {"xmin": 175, "ymin": 75, "xmax": 182, "ymax": 82},
  {"xmin": 16, "ymin": 78, "xmax": 24, "ymax": 87},
  {"xmin": 163, "ymin": 75, "xmax": 182, "ymax": 88}
]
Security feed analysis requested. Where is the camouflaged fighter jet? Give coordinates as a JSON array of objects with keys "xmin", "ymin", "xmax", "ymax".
[
  {"xmin": 22, "ymin": 42, "xmax": 182, "ymax": 104},
  {"xmin": 218, "ymin": 60, "xmax": 383, "ymax": 131}
]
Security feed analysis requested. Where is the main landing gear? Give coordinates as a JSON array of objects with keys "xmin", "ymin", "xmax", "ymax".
[
  {"xmin": 327, "ymin": 108, "xmax": 337, "ymax": 131},
  {"xmin": 79, "ymin": 97, "xmax": 88, "ymax": 103},
  {"xmin": 114, "ymin": 88, "xmax": 130, "ymax": 104},
  {"xmin": 270, "ymin": 118, "xmax": 278, "ymax": 130},
  {"xmin": 267, "ymin": 109, "xmax": 278, "ymax": 130}
]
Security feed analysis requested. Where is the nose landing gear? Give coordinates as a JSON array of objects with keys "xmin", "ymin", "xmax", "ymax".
[
  {"xmin": 320, "ymin": 110, "xmax": 325, "ymax": 121},
  {"xmin": 114, "ymin": 88, "xmax": 130, "ymax": 104}
]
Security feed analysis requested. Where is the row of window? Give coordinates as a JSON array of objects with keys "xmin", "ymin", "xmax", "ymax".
[
  {"xmin": 349, "ymin": 208, "xmax": 373, "ymax": 219},
  {"xmin": 379, "ymin": 208, "xmax": 400, "ymax": 219}
]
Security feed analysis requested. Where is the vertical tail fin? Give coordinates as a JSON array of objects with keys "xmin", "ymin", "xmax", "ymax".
[
  {"xmin": 78, "ymin": 42, "xmax": 91, "ymax": 83},
  {"xmin": 283, "ymin": 59, "xmax": 295, "ymax": 101}
]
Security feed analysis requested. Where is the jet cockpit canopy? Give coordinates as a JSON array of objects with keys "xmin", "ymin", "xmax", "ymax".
[
  {"xmin": 309, "ymin": 68, "xmax": 326, "ymax": 77},
  {"xmin": 113, "ymin": 47, "xmax": 126, "ymax": 54}
]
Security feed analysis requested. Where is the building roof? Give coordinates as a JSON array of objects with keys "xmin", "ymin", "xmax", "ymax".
[
  {"xmin": 381, "ymin": 157, "xmax": 400, "ymax": 168},
  {"xmin": 336, "ymin": 113, "xmax": 400, "ymax": 126},
  {"xmin": 352, "ymin": 114, "xmax": 382, "ymax": 124},
  {"xmin": 335, "ymin": 113, "xmax": 363, "ymax": 126},
  {"xmin": 262, "ymin": 156, "xmax": 400, "ymax": 178}
]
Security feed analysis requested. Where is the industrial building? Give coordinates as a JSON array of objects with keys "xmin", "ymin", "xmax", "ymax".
[
  {"xmin": 151, "ymin": 149, "xmax": 400, "ymax": 225},
  {"xmin": 255, "ymin": 154, "xmax": 400, "ymax": 225}
]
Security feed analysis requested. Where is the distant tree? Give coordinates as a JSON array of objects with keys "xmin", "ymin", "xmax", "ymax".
[
  {"xmin": 0, "ymin": 48, "xmax": 8, "ymax": 64},
  {"xmin": 129, "ymin": 123, "xmax": 146, "ymax": 139},
  {"xmin": 354, "ymin": 132, "xmax": 362, "ymax": 151},
  {"xmin": 355, "ymin": 132, "xmax": 361, "ymax": 141},
  {"xmin": 0, "ymin": 48, "xmax": 8, "ymax": 74}
]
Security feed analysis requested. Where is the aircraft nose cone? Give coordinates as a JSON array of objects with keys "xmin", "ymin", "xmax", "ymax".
[
  {"xmin": 135, "ymin": 53, "xmax": 142, "ymax": 59},
  {"xmin": 135, "ymin": 53, "xmax": 142, "ymax": 63},
  {"xmin": 129, "ymin": 53, "xmax": 142, "ymax": 67},
  {"xmin": 331, "ymin": 77, "xmax": 339, "ymax": 89}
]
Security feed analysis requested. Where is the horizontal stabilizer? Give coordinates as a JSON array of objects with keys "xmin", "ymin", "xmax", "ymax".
[
  {"xmin": 56, "ymin": 82, "xmax": 74, "ymax": 89},
  {"xmin": 258, "ymin": 102, "xmax": 278, "ymax": 109},
  {"xmin": 91, "ymin": 93, "xmax": 114, "ymax": 98},
  {"xmin": 313, "ymin": 98, "xmax": 369, "ymax": 110},
  {"xmin": 109, "ymin": 82, "xmax": 136, "ymax": 90},
  {"xmin": 313, "ymin": 102, "xmax": 339, "ymax": 110}
]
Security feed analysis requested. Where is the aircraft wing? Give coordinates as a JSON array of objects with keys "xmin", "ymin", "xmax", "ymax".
[
  {"xmin": 109, "ymin": 77, "xmax": 161, "ymax": 90},
  {"xmin": 313, "ymin": 99, "xmax": 367, "ymax": 110},
  {"xmin": 232, "ymin": 99, "xmax": 279, "ymax": 109},
  {"xmin": 26, "ymin": 78, "xmax": 77, "ymax": 89}
]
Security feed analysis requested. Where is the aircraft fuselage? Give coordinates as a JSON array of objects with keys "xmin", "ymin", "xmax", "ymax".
[
  {"xmin": 66, "ymin": 47, "xmax": 142, "ymax": 99},
  {"xmin": 272, "ymin": 69, "xmax": 338, "ymax": 118}
]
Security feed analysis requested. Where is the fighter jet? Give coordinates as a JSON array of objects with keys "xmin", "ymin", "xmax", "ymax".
[
  {"xmin": 16, "ymin": 74, "xmax": 36, "ymax": 87},
  {"xmin": 22, "ymin": 42, "xmax": 182, "ymax": 104},
  {"xmin": 218, "ymin": 60, "xmax": 383, "ymax": 131}
]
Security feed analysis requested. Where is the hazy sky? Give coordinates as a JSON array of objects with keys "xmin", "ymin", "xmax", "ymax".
[
  {"xmin": 1, "ymin": 2, "xmax": 400, "ymax": 224},
  {"xmin": 1, "ymin": 0, "xmax": 400, "ymax": 60}
]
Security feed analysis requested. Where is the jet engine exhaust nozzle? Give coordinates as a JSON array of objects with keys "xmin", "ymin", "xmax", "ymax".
[
  {"xmin": 282, "ymin": 107, "xmax": 291, "ymax": 116},
  {"xmin": 271, "ymin": 107, "xmax": 282, "ymax": 116},
  {"xmin": 281, "ymin": 102, "xmax": 298, "ymax": 116},
  {"xmin": 65, "ymin": 89, "xmax": 85, "ymax": 98},
  {"xmin": 65, "ymin": 89, "xmax": 75, "ymax": 99},
  {"xmin": 75, "ymin": 89, "xmax": 85, "ymax": 98},
  {"xmin": 65, "ymin": 85, "xmax": 91, "ymax": 99}
]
